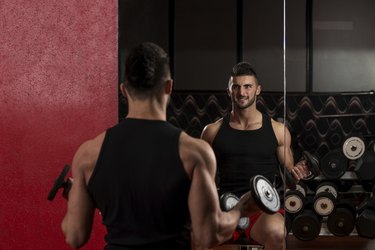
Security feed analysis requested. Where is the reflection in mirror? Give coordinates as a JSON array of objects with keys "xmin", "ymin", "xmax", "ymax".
[
  {"xmin": 286, "ymin": 0, "xmax": 375, "ymax": 249},
  {"xmin": 119, "ymin": 1, "xmax": 287, "ymax": 249}
]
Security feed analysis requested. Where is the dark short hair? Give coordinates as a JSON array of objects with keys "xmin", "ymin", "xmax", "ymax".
[
  {"xmin": 125, "ymin": 42, "xmax": 170, "ymax": 97},
  {"xmin": 231, "ymin": 62, "xmax": 257, "ymax": 78},
  {"xmin": 228, "ymin": 62, "xmax": 258, "ymax": 88}
]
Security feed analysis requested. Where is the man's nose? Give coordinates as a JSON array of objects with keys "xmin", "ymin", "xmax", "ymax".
[{"xmin": 239, "ymin": 86, "xmax": 246, "ymax": 95}]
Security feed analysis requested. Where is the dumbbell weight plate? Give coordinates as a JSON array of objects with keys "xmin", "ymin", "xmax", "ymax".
[
  {"xmin": 356, "ymin": 209, "xmax": 375, "ymax": 239},
  {"xmin": 316, "ymin": 183, "xmax": 338, "ymax": 199},
  {"xmin": 296, "ymin": 183, "xmax": 308, "ymax": 197},
  {"xmin": 220, "ymin": 193, "xmax": 239, "ymax": 211},
  {"xmin": 320, "ymin": 149, "xmax": 348, "ymax": 179},
  {"xmin": 285, "ymin": 190, "xmax": 304, "ymax": 214},
  {"xmin": 314, "ymin": 182, "xmax": 338, "ymax": 216},
  {"xmin": 238, "ymin": 217, "xmax": 250, "ymax": 230},
  {"xmin": 368, "ymin": 140, "xmax": 375, "ymax": 153},
  {"xmin": 302, "ymin": 151, "xmax": 321, "ymax": 179},
  {"xmin": 292, "ymin": 210, "xmax": 321, "ymax": 241},
  {"xmin": 313, "ymin": 192, "xmax": 336, "ymax": 216},
  {"xmin": 285, "ymin": 184, "xmax": 307, "ymax": 214},
  {"xmin": 250, "ymin": 175, "xmax": 280, "ymax": 214},
  {"xmin": 47, "ymin": 165, "xmax": 70, "ymax": 201},
  {"xmin": 355, "ymin": 150, "xmax": 375, "ymax": 181},
  {"xmin": 343, "ymin": 136, "xmax": 365, "ymax": 160},
  {"xmin": 327, "ymin": 207, "xmax": 356, "ymax": 236},
  {"xmin": 220, "ymin": 193, "xmax": 250, "ymax": 230}
]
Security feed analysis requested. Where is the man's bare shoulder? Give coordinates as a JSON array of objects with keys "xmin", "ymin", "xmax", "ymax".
[
  {"xmin": 201, "ymin": 118, "xmax": 224, "ymax": 145},
  {"xmin": 72, "ymin": 132, "xmax": 106, "ymax": 172},
  {"xmin": 179, "ymin": 131, "xmax": 216, "ymax": 176},
  {"xmin": 180, "ymin": 131, "xmax": 212, "ymax": 154},
  {"xmin": 271, "ymin": 118, "xmax": 291, "ymax": 143},
  {"xmin": 271, "ymin": 118, "xmax": 284, "ymax": 130}
]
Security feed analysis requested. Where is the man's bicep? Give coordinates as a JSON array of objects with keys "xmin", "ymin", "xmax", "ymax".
[
  {"xmin": 64, "ymin": 172, "xmax": 95, "ymax": 240},
  {"xmin": 188, "ymin": 153, "xmax": 219, "ymax": 238},
  {"xmin": 63, "ymin": 147, "xmax": 96, "ymax": 242}
]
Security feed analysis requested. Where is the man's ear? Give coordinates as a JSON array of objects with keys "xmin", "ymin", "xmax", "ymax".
[
  {"xmin": 120, "ymin": 83, "xmax": 128, "ymax": 98},
  {"xmin": 256, "ymin": 84, "xmax": 262, "ymax": 96},
  {"xmin": 164, "ymin": 79, "xmax": 173, "ymax": 94},
  {"xmin": 226, "ymin": 87, "xmax": 231, "ymax": 97}
]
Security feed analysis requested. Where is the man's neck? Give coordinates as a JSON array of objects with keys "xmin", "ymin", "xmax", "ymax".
[
  {"xmin": 126, "ymin": 99, "xmax": 167, "ymax": 121},
  {"xmin": 230, "ymin": 108, "xmax": 262, "ymax": 130}
]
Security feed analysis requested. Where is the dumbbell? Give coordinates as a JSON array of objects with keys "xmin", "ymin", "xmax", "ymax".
[
  {"xmin": 327, "ymin": 200, "xmax": 356, "ymax": 237},
  {"xmin": 285, "ymin": 151, "xmax": 320, "ymax": 189},
  {"xmin": 220, "ymin": 193, "xmax": 250, "ymax": 230},
  {"xmin": 320, "ymin": 149, "xmax": 348, "ymax": 179},
  {"xmin": 220, "ymin": 175, "xmax": 280, "ymax": 219},
  {"xmin": 291, "ymin": 200, "xmax": 322, "ymax": 241},
  {"xmin": 354, "ymin": 150, "xmax": 375, "ymax": 190},
  {"xmin": 47, "ymin": 165, "xmax": 71, "ymax": 201},
  {"xmin": 313, "ymin": 182, "xmax": 338, "ymax": 217},
  {"xmin": 356, "ymin": 194, "xmax": 375, "ymax": 239},
  {"xmin": 284, "ymin": 183, "xmax": 308, "ymax": 214},
  {"xmin": 342, "ymin": 136, "xmax": 366, "ymax": 161},
  {"xmin": 368, "ymin": 140, "xmax": 375, "ymax": 153},
  {"xmin": 285, "ymin": 212, "xmax": 294, "ymax": 235}
]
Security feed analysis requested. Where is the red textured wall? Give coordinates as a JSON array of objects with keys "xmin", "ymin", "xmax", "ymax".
[{"xmin": 0, "ymin": 0, "xmax": 118, "ymax": 249}]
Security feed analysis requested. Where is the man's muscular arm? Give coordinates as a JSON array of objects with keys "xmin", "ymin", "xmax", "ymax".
[
  {"xmin": 61, "ymin": 133, "xmax": 104, "ymax": 249},
  {"xmin": 272, "ymin": 120, "xmax": 308, "ymax": 181},
  {"xmin": 180, "ymin": 133, "xmax": 250, "ymax": 248}
]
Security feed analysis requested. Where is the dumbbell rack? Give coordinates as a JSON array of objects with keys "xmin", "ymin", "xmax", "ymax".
[{"xmin": 288, "ymin": 170, "xmax": 372, "ymax": 238}]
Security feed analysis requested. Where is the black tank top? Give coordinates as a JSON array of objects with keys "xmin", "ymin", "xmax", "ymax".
[
  {"xmin": 212, "ymin": 113, "xmax": 278, "ymax": 197},
  {"xmin": 87, "ymin": 118, "xmax": 191, "ymax": 250}
]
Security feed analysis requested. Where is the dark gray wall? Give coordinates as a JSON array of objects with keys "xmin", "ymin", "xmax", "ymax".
[
  {"xmin": 312, "ymin": 0, "xmax": 375, "ymax": 92},
  {"xmin": 119, "ymin": 0, "xmax": 375, "ymax": 93},
  {"xmin": 174, "ymin": 0, "xmax": 236, "ymax": 91},
  {"xmin": 243, "ymin": 0, "xmax": 284, "ymax": 92},
  {"xmin": 286, "ymin": 0, "xmax": 307, "ymax": 92}
]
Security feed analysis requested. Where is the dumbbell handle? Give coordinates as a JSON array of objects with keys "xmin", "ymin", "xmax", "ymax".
[
  {"xmin": 285, "ymin": 170, "xmax": 297, "ymax": 189},
  {"xmin": 47, "ymin": 165, "xmax": 71, "ymax": 201}
]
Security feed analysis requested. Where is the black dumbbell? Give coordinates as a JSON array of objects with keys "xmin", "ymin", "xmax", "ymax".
[
  {"xmin": 327, "ymin": 200, "xmax": 356, "ymax": 237},
  {"xmin": 285, "ymin": 151, "xmax": 320, "ymax": 189},
  {"xmin": 285, "ymin": 212, "xmax": 294, "ymax": 235},
  {"xmin": 284, "ymin": 183, "xmax": 308, "ymax": 214},
  {"xmin": 313, "ymin": 182, "xmax": 338, "ymax": 217},
  {"xmin": 368, "ymin": 140, "xmax": 375, "ymax": 153},
  {"xmin": 291, "ymin": 200, "xmax": 322, "ymax": 241},
  {"xmin": 320, "ymin": 149, "xmax": 348, "ymax": 179},
  {"xmin": 356, "ymin": 209, "xmax": 375, "ymax": 239},
  {"xmin": 356, "ymin": 195, "xmax": 375, "ymax": 239},
  {"xmin": 355, "ymin": 150, "xmax": 375, "ymax": 186},
  {"xmin": 47, "ymin": 165, "xmax": 71, "ymax": 201},
  {"xmin": 220, "ymin": 193, "xmax": 250, "ymax": 230}
]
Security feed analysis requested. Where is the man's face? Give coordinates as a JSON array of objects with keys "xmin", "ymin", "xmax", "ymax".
[{"xmin": 228, "ymin": 75, "xmax": 260, "ymax": 109}]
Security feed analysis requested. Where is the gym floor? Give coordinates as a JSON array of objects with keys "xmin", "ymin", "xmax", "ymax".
[
  {"xmin": 214, "ymin": 236, "xmax": 375, "ymax": 250},
  {"xmin": 286, "ymin": 235, "xmax": 375, "ymax": 250}
]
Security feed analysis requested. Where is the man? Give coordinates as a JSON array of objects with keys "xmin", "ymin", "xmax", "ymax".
[
  {"xmin": 201, "ymin": 62, "xmax": 309, "ymax": 250},
  {"xmin": 61, "ymin": 43, "xmax": 259, "ymax": 250}
]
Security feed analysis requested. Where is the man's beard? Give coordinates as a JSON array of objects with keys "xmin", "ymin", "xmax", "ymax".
[{"xmin": 235, "ymin": 94, "xmax": 256, "ymax": 109}]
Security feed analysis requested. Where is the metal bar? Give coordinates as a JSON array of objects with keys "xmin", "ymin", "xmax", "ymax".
[{"xmin": 318, "ymin": 113, "xmax": 375, "ymax": 118}]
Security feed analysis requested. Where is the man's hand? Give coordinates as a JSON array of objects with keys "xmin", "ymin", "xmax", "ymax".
[
  {"xmin": 62, "ymin": 178, "xmax": 73, "ymax": 200},
  {"xmin": 291, "ymin": 160, "xmax": 311, "ymax": 181}
]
